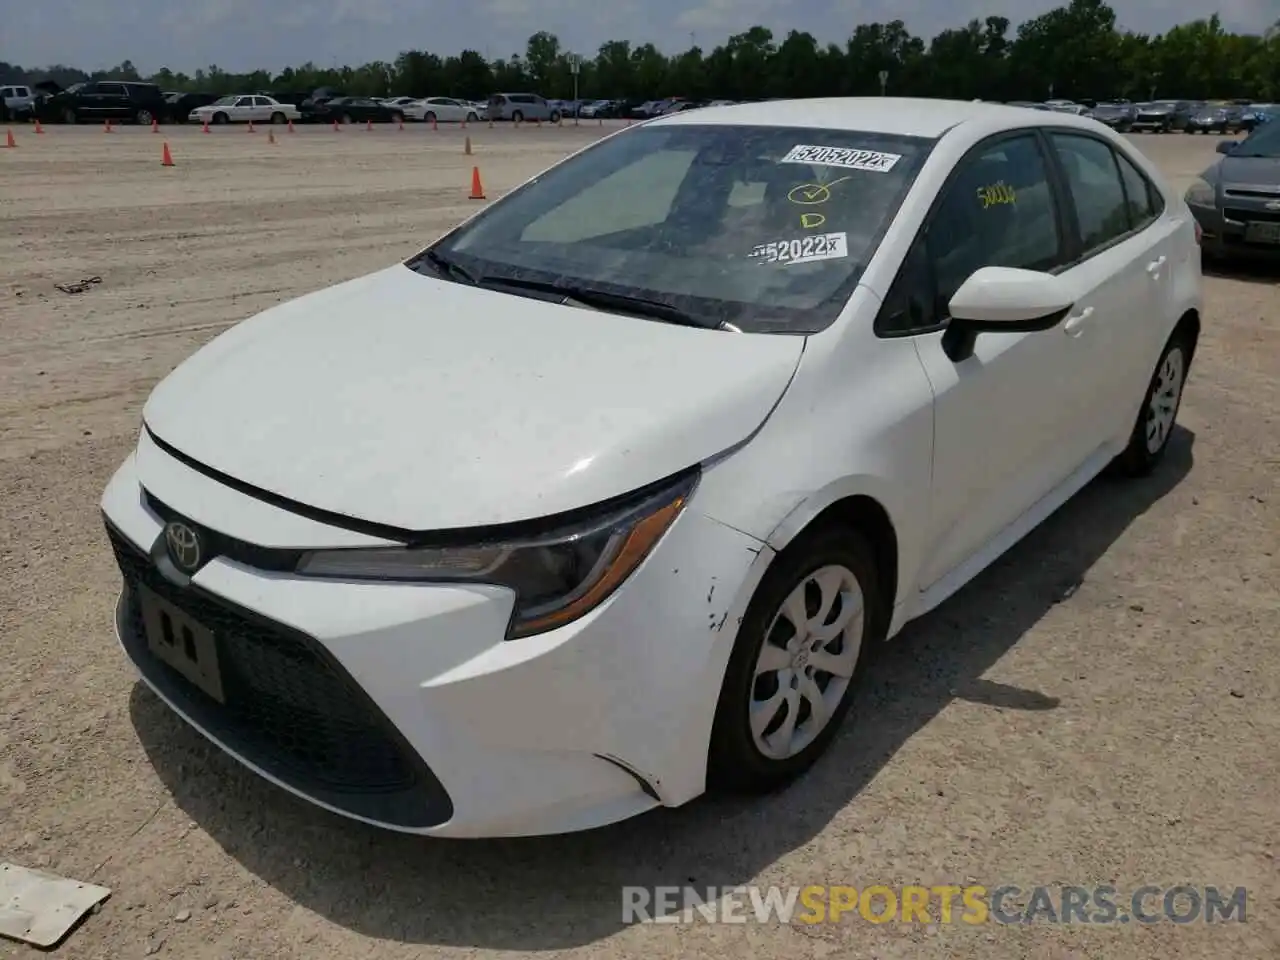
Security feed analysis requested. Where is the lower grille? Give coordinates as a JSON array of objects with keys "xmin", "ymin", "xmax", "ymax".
[
  {"xmin": 1224, "ymin": 207, "xmax": 1280, "ymax": 224},
  {"xmin": 107, "ymin": 522, "xmax": 452, "ymax": 828}
]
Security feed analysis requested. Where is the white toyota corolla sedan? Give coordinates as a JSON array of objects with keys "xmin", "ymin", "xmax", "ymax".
[{"xmin": 102, "ymin": 98, "xmax": 1202, "ymax": 838}]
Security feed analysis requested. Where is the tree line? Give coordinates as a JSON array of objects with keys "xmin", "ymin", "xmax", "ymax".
[{"xmin": 4, "ymin": 0, "xmax": 1279, "ymax": 104}]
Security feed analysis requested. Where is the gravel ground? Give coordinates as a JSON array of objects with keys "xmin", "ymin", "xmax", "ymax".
[{"xmin": 0, "ymin": 121, "xmax": 1276, "ymax": 959}]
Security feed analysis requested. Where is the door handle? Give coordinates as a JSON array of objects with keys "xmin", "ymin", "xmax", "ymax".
[
  {"xmin": 1147, "ymin": 255, "xmax": 1167, "ymax": 277},
  {"xmin": 1063, "ymin": 306, "xmax": 1094, "ymax": 336}
]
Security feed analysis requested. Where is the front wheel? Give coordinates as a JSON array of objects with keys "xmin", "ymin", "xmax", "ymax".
[
  {"xmin": 212, "ymin": 112, "xmax": 229, "ymax": 125},
  {"xmin": 467, "ymin": 111, "xmax": 478, "ymax": 122},
  {"xmin": 1112, "ymin": 333, "xmax": 1190, "ymax": 476},
  {"xmin": 341, "ymin": 113, "xmax": 353, "ymax": 124},
  {"xmin": 391, "ymin": 112, "xmax": 404, "ymax": 124},
  {"xmin": 510, "ymin": 110, "xmax": 523, "ymax": 123},
  {"xmin": 707, "ymin": 526, "xmax": 881, "ymax": 794},
  {"xmin": 549, "ymin": 110, "xmax": 562, "ymax": 123},
  {"xmin": 135, "ymin": 108, "xmax": 154, "ymax": 125},
  {"xmin": 63, "ymin": 107, "xmax": 77, "ymax": 124}
]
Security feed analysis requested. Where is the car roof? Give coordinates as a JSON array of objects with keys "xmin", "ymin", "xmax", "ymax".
[{"xmin": 645, "ymin": 96, "xmax": 1108, "ymax": 140}]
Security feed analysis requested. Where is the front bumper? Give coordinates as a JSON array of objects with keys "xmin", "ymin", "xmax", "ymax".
[
  {"xmin": 101, "ymin": 446, "xmax": 768, "ymax": 837},
  {"xmin": 1189, "ymin": 201, "xmax": 1280, "ymax": 261}
]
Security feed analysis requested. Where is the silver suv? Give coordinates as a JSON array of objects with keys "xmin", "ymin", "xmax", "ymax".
[{"xmin": 486, "ymin": 93, "xmax": 560, "ymax": 123}]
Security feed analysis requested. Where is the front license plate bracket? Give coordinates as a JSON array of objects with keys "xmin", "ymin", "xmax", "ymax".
[{"xmin": 138, "ymin": 584, "xmax": 226, "ymax": 703}]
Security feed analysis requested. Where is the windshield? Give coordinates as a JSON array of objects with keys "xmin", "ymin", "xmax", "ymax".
[
  {"xmin": 416, "ymin": 123, "xmax": 933, "ymax": 333},
  {"xmin": 1234, "ymin": 120, "xmax": 1280, "ymax": 158}
]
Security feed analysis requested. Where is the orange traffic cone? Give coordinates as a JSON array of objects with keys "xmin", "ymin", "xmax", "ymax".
[
  {"xmin": 103, "ymin": 119, "xmax": 112, "ymax": 132},
  {"xmin": 333, "ymin": 119, "xmax": 340, "ymax": 131},
  {"xmin": 34, "ymin": 118, "xmax": 45, "ymax": 133},
  {"xmin": 488, "ymin": 117, "xmax": 493, "ymax": 128},
  {"xmin": 161, "ymin": 141, "xmax": 174, "ymax": 166},
  {"xmin": 597, "ymin": 117, "xmax": 602, "ymax": 126},
  {"xmin": 247, "ymin": 120, "xmax": 255, "ymax": 133},
  {"xmin": 366, "ymin": 118, "xmax": 373, "ymax": 131},
  {"xmin": 431, "ymin": 117, "xmax": 438, "ymax": 131},
  {"xmin": 4, "ymin": 128, "xmax": 15, "ymax": 148},
  {"xmin": 201, "ymin": 118, "xmax": 210, "ymax": 133},
  {"xmin": 464, "ymin": 135, "xmax": 472, "ymax": 155},
  {"xmin": 398, "ymin": 119, "xmax": 404, "ymax": 131},
  {"xmin": 287, "ymin": 119, "xmax": 295, "ymax": 133},
  {"xmin": 151, "ymin": 118, "xmax": 159, "ymax": 132},
  {"xmin": 469, "ymin": 166, "xmax": 485, "ymax": 200},
  {"xmin": 267, "ymin": 128, "xmax": 276, "ymax": 144}
]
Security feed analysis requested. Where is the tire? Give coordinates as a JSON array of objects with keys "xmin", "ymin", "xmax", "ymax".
[
  {"xmin": 707, "ymin": 525, "xmax": 882, "ymax": 794},
  {"xmin": 467, "ymin": 111, "xmax": 478, "ymax": 122},
  {"xmin": 423, "ymin": 111, "xmax": 436, "ymax": 124},
  {"xmin": 550, "ymin": 110, "xmax": 562, "ymax": 123},
  {"xmin": 135, "ymin": 108, "xmax": 154, "ymax": 125},
  {"xmin": 511, "ymin": 110, "xmax": 523, "ymax": 123},
  {"xmin": 391, "ymin": 112, "xmax": 404, "ymax": 124},
  {"xmin": 270, "ymin": 112, "xmax": 286, "ymax": 124},
  {"xmin": 341, "ymin": 113, "xmax": 353, "ymax": 124},
  {"xmin": 63, "ymin": 107, "xmax": 78, "ymax": 125},
  {"xmin": 1112, "ymin": 332, "xmax": 1190, "ymax": 477},
  {"xmin": 213, "ymin": 112, "xmax": 229, "ymax": 125}
]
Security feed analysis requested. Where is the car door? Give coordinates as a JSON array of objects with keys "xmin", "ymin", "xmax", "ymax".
[
  {"xmin": 887, "ymin": 131, "xmax": 1112, "ymax": 595},
  {"xmin": 1045, "ymin": 130, "xmax": 1174, "ymax": 438}
]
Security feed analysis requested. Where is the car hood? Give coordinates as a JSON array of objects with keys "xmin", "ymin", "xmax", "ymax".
[
  {"xmin": 142, "ymin": 266, "xmax": 805, "ymax": 533},
  {"xmin": 1219, "ymin": 155, "xmax": 1280, "ymax": 187}
]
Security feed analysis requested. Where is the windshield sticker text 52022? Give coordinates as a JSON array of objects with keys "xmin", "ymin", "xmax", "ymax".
[
  {"xmin": 749, "ymin": 232, "xmax": 849, "ymax": 265},
  {"xmin": 780, "ymin": 144, "xmax": 902, "ymax": 173}
]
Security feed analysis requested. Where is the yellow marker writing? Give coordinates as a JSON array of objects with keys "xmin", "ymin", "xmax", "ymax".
[
  {"xmin": 976, "ymin": 181, "xmax": 1016, "ymax": 208},
  {"xmin": 787, "ymin": 176, "xmax": 851, "ymax": 206},
  {"xmin": 801, "ymin": 212, "xmax": 826, "ymax": 229}
]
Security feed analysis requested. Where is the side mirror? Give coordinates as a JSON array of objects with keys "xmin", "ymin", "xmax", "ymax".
[
  {"xmin": 943, "ymin": 267, "xmax": 1075, "ymax": 362},
  {"xmin": 1216, "ymin": 140, "xmax": 1236, "ymax": 155}
]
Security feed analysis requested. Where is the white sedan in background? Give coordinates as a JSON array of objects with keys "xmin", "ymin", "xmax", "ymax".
[
  {"xmin": 405, "ymin": 96, "xmax": 481, "ymax": 123},
  {"xmin": 102, "ymin": 98, "xmax": 1201, "ymax": 838},
  {"xmin": 189, "ymin": 95, "xmax": 301, "ymax": 125}
]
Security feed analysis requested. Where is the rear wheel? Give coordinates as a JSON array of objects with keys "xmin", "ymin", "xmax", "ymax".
[
  {"xmin": 391, "ymin": 112, "xmax": 404, "ymax": 124},
  {"xmin": 511, "ymin": 109, "xmax": 524, "ymax": 123},
  {"xmin": 270, "ymin": 112, "xmax": 286, "ymax": 124},
  {"xmin": 135, "ymin": 108, "xmax": 154, "ymax": 125},
  {"xmin": 341, "ymin": 113, "xmax": 353, "ymax": 124},
  {"xmin": 549, "ymin": 110, "xmax": 562, "ymax": 123},
  {"xmin": 707, "ymin": 525, "xmax": 881, "ymax": 793},
  {"xmin": 423, "ymin": 111, "xmax": 436, "ymax": 124},
  {"xmin": 467, "ymin": 111, "xmax": 478, "ymax": 122},
  {"xmin": 1113, "ymin": 333, "xmax": 1189, "ymax": 476}
]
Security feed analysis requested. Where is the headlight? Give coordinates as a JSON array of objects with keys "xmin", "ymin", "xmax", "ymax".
[
  {"xmin": 295, "ymin": 469, "xmax": 698, "ymax": 638},
  {"xmin": 1185, "ymin": 178, "xmax": 1215, "ymax": 206}
]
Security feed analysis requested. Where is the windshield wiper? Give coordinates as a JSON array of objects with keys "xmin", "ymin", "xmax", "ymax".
[
  {"xmin": 476, "ymin": 275, "xmax": 724, "ymax": 329},
  {"xmin": 418, "ymin": 249, "xmax": 479, "ymax": 285}
]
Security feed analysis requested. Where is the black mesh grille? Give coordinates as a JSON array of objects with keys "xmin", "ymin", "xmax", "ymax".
[
  {"xmin": 1224, "ymin": 207, "xmax": 1280, "ymax": 224},
  {"xmin": 107, "ymin": 521, "xmax": 452, "ymax": 828}
]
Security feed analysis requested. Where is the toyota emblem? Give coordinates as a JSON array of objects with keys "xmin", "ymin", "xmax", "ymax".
[{"xmin": 164, "ymin": 520, "xmax": 202, "ymax": 572}]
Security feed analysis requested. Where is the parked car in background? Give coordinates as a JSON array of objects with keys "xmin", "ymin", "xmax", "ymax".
[
  {"xmin": 1240, "ymin": 104, "xmax": 1277, "ymax": 132},
  {"xmin": 36, "ymin": 80, "xmax": 167, "ymax": 125},
  {"xmin": 0, "ymin": 84, "xmax": 37, "ymax": 120},
  {"xmin": 1131, "ymin": 100, "xmax": 1194, "ymax": 132},
  {"xmin": 380, "ymin": 96, "xmax": 419, "ymax": 111},
  {"xmin": 1087, "ymin": 102, "xmax": 1137, "ymax": 131},
  {"xmin": 1186, "ymin": 120, "xmax": 1280, "ymax": 262},
  {"xmin": 1045, "ymin": 99, "xmax": 1089, "ymax": 115},
  {"xmin": 1186, "ymin": 105, "xmax": 1243, "ymax": 135},
  {"xmin": 189, "ymin": 95, "xmax": 301, "ymax": 125},
  {"xmin": 405, "ymin": 97, "xmax": 480, "ymax": 123},
  {"xmin": 310, "ymin": 96, "xmax": 406, "ymax": 124},
  {"xmin": 1006, "ymin": 100, "xmax": 1050, "ymax": 110},
  {"xmin": 486, "ymin": 93, "xmax": 559, "ymax": 122},
  {"xmin": 163, "ymin": 91, "xmax": 219, "ymax": 123}
]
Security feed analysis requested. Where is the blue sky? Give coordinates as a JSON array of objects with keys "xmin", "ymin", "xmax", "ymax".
[{"xmin": 9, "ymin": 0, "xmax": 1275, "ymax": 73}]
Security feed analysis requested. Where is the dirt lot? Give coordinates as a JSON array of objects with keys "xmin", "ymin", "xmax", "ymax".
[{"xmin": 0, "ymin": 121, "xmax": 1277, "ymax": 959}]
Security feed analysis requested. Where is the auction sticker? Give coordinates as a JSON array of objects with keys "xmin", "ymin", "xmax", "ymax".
[
  {"xmin": 749, "ymin": 232, "xmax": 849, "ymax": 265},
  {"xmin": 780, "ymin": 144, "xmax": 902, "ymax": 173}
]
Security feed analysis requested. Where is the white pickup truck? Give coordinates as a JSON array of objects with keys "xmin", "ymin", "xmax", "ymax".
[{"xmin": 1, "ymin": 85, "xmax": 37, "ymax": 120}]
